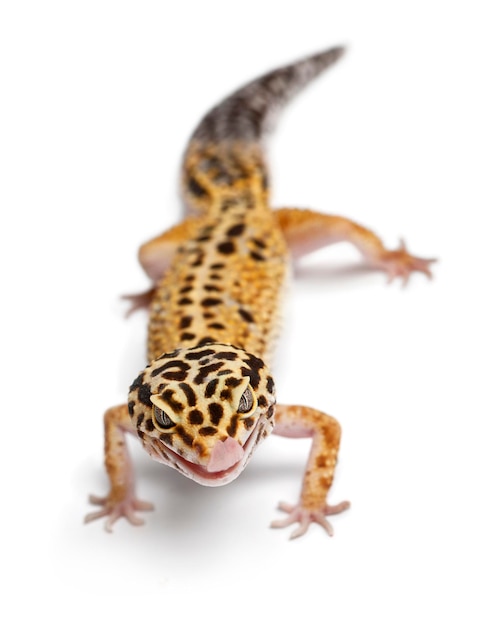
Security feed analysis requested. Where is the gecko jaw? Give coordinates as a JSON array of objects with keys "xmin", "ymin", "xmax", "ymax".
[{"xmin": 148, "ymin": 417, "xmax": 268, "ymax": 486}]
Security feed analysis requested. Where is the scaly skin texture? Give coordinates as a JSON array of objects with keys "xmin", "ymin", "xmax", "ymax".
[{"xmin": 86, "ymin": 47, "xmax": 435, "ymax": 538}]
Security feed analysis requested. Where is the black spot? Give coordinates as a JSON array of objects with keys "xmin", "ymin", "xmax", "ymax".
[
  {"xmin": 227, "ymin": 416, "xmax": 238, "ymax": 438},
  {"xmin": 243, "ymin": 417, "xmax": 254, "ymax": 429},
  {"xmin": 179, "ymin": 382, "xmax": 197, "ymax": 407},
  {"xmin": 151, "ymin": 360, "xmax": 190, "ymax": 377},
  {"xmin": 251, "ymin": 238, "xmax": 266, "ymax": 249},
  {"xmin": 217, "ymin": 241, "xmax": 235, "ymax": 255},
  {"xmin": 226, "ymin": 223, "xmax": 246, "ymax": 237},
  {"xmin": 178, "ymin": 297, "xmax": 193, "ymax": 306},
  {"xmin": 209, "ymin": 403, "xmax": 224, "ymax": 425},
  {"xmin": 199, "ymin": 426, "xmax": 218, "ymax": 436},
  {"xmin": 238, "ymin": 308, "xmax": 255, "ymax": 324},
  {"xmin": 162, "ymin": 388, "xmax": 184, "ymax": 412},
  {"xmin": 220, "ymin": 388, "xmax": 232, "ymax": 401},
  {"xmin": 205, "ymin": 378, "xmax": 219, "ymax": 398},
  {"xmin": 217, "ymin": 368, "xmax": 233, "ymax": 376},
  {"xmin": 191, "ymin": 254, "xmax": 204, "ymax": 268},
  {"xmin": 188, "ymin": 176, "xmax": 208, "ymax": 198},
  {"xmin": 194, "ymin": 361, "xmax": 224, "ymax": 385},
  {"xmin": 179, "ymin": 285, "xmax": 193, "ymax": 294},
  {"xmin": 128, "ymin": 401, "xmax": 135, "ymax": 417},
  {"xmin": 250, "ymin": 251, "xmax": 265, "ymax": 262},
  {"xmin": 159, "ymin": 434, "xmax": 173, "ymax": 448},
  {"xmin": 208, "ymin": 322, "xmax": 225, "ymax": 330},
  {"xmin": 164, "ymin": 370, "xmax": 188, "ymax": 381},
  {"xmin": 208, "ymin": 273, "xmax": 221, "ymax": 280},
  {"xmin": 267, "ymin": 405, "xmax": 275, "ymax": 419},
  {"xmin": 204, "ymin": 284, "xmax": 222, "ymax": 292},
  {"xmin": 241, "ymin": 367, "xmax": 260, "ymax": 390},
  {"xmin": 176, "ymin": 425, "xmax": 194, "ymax": 447},
  {"xmin": 184, "ymin": 274, "xmax": 195, "ymax": 282},
  {"xmin": 137, "ymin": 413, "xmax": 144, "ymax": 428},
  {"xmin": 225, "ymin": 376, "xmax": 242, "ymax": 388},
  {"xmin": 138, "ymin": 383, "xmax": 153, "ymax": 407},
  {"xmin": 258, "ymin": 394, "xmax": 268, "ymax": 407},
  {"xmin": 210, "ymin": 263, "xmax": 225, "ymax": 270},
  {"xmin": 129, "ymin": 373, "xmax": 144, "ymax": 392},
  {"xmin": 197, "ymin": 336, "xmax": 217, "ymax": 346},
  {"xmin": 195, "ymin": 234, "xmax": 211, "ymax": 242},
  {"xmin": 214, "ymin": 351, "xmax": 238, "ymax": 360},
  {"xmin": 188, "ymin": 409, "xmax": 204, "ymax": 425},
  {"xmin": 186, "ymin": 348, "xmax": 215, "ymax": 360},
  {"xmin": 245, "ymin": 353, "xmax": 265, "ymax": 371},
  {"xmin": 179, "ymin": 316, "xmax": 193, "ymax": 330},
  {"xmin": 145, "ymin": 418, "xmax": 155, "ymax": 432},
  {"xmin": 266, "ymin": 376, "xmax": 275, "ymax": 393},
  {"xmin": 201, "ymin": 297, "xmax": 222, "ymax": 307},
  {"xmin": 180, "ymin": 332, "xmax": 196, "ymax": 342}
]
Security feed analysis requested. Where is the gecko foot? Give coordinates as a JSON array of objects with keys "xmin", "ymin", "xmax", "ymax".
[
  {"xmin": 377, "ymin": 239, "xmax": 437, "ymax": 286},
  {"xmin": 271, "ymin": 500, "xmax": 350, "ymax": 540},
  {"xmin": 121, "ymin": 287, "xmax": 156, "ymax": 317},
  {"xmin": 84, "ymin": 493, "xmax": 154, "ymax": 532}
]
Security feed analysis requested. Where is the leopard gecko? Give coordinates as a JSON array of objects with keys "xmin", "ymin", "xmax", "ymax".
[{"xmin": 85, "ymin": 46, "xmax": 434, "ymax": 539}]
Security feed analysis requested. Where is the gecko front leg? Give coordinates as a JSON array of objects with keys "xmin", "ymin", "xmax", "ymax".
[
  {"xmin": 275, "ymin": 207, "xmax": 436, "ymax": 284},
  {"xmin": 84, "ymin": 404, "xmax": 153, "ymax": 531},
  {"xmin": 271, "ymin": 404, "xmax": 350, "ymax": 539}
]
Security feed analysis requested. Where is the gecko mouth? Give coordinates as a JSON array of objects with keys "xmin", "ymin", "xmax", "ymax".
[{"xmin": 147, "ymin": 418, "xmax": 268, "ymax": 486}]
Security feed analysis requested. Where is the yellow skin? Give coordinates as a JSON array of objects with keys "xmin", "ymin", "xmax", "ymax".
[{"xmin": 86, "ymin": 47, "xmax": 435, "ymax": 538}]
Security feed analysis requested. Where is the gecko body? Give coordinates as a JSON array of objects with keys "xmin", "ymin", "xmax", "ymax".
[{"xmin": 86, "ymin": 47, "xmax": 434, "ymax": 538}]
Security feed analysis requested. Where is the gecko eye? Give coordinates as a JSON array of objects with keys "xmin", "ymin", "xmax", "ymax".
[
  {"xmin": 237, "ymin": 387, "xmax": 254, "ymax": 413},
  {"xmin": 153, "ymin": 405, "xmax": 176, "ymax": 429}
]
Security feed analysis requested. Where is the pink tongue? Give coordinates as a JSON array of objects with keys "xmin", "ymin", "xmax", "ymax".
[{"xmin": 207, "ymin": 437, "xmax": 244, "ymax": 472}]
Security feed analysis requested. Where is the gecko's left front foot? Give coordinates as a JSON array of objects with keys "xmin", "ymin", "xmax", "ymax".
[
  {"xmin": 271, "ymin": 500, "xmax": 350, "ymax": 540},
  {"xmin": 378, "ymin": 239, "xmax": 437, "ymax": 285}
]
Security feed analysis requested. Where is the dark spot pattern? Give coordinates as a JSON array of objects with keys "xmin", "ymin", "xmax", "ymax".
[
  {"xmin": 205, "ymin": 378, "xmax": 219, "ymax": 398},
  {"xmin": 179, "ymin": 316, "xmax": 193, "ymax": 330},
  {"xmin": 250, "ymin": 251, "xmax": 265, "ymax": 262},
  {"xmin": 217, "ymin": 241, "xmax": 235, "ymax": 255},
  {"xmin": 188, "ymin": 176, "xmax": 208, "ymax": 198},
  {"xmin": 145, "ymin": 418, "xmax": 155, "ymax": 432},
  {"xmin": 138, "ymin": 383, "xmax": 153, "ymax": 407},
  {"xmin": 162, "ymin": 388, "xmax": 185, "ymax": 412},
  {"xmin": 226, "ymin": 223, "xmax": 246, "ymax": 237},
  {"xmin": 179, "ymin": 382, "xmax": 197, "ymax": 407},
  {"xmin": 199, "ymin": 426, "xmax": 218, "ymax": 437},
  {"xmin": 194, "ymin": 361, "xmax": 224, "ymax": 385},
  {"xmin": 151, "ymin": 360, "xmax": 190, "ymax": 378},
  {"xmin": 188, "ymin": 409, "xmax": 204, "ymax": 425},
  {"xmin": 201, "ymin": 297, "xmax": 222, "ymax": 307},
  {"xmin": 238, "ymin": 308, "xmax": 255, "ymax": 324},
  {"xmin": 209, "ymin": 403, "xmax": 224, "ymax": 425}
]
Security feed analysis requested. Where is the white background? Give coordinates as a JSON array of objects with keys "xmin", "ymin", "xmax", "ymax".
[{"xmin": 1, "ymin": 1, "xmax": 490, "ymax": 623}]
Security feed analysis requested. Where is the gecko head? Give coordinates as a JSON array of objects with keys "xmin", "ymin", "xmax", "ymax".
[{"xmin": 128, "ymin": 343, "xmax": 276, "ymax": 486}]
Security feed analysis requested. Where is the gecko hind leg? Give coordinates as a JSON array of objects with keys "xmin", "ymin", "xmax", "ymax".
[
  {"xmin": 122, "ymin": 215, "xmax": 204, "ymax": 315},
  {"xmin": 275, "ymin": 207, "xmax": 437, "ymax": 284},
  {"xmin": 271, "ymin": 404, "xmax": 350, "ymax": 540}
]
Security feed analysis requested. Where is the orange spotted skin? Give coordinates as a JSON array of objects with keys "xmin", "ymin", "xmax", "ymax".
[
  {"xmin": 148, "ymin": 142, "xmax": 287, "ymax": 364},
  {"xmin": 86, "ymin": 47, "xmax": 435, "ymax": 537}
]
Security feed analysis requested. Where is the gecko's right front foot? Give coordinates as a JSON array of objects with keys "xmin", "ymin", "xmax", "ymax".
[{"xmin": 84, "ymin": 492, "xmax": 154, "ymax": 532}]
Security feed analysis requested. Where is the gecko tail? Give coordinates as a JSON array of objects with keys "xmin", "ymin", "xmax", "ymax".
[{"xmin": 190, "ymin": 46, "xmax": 346, "ymax": 144}]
